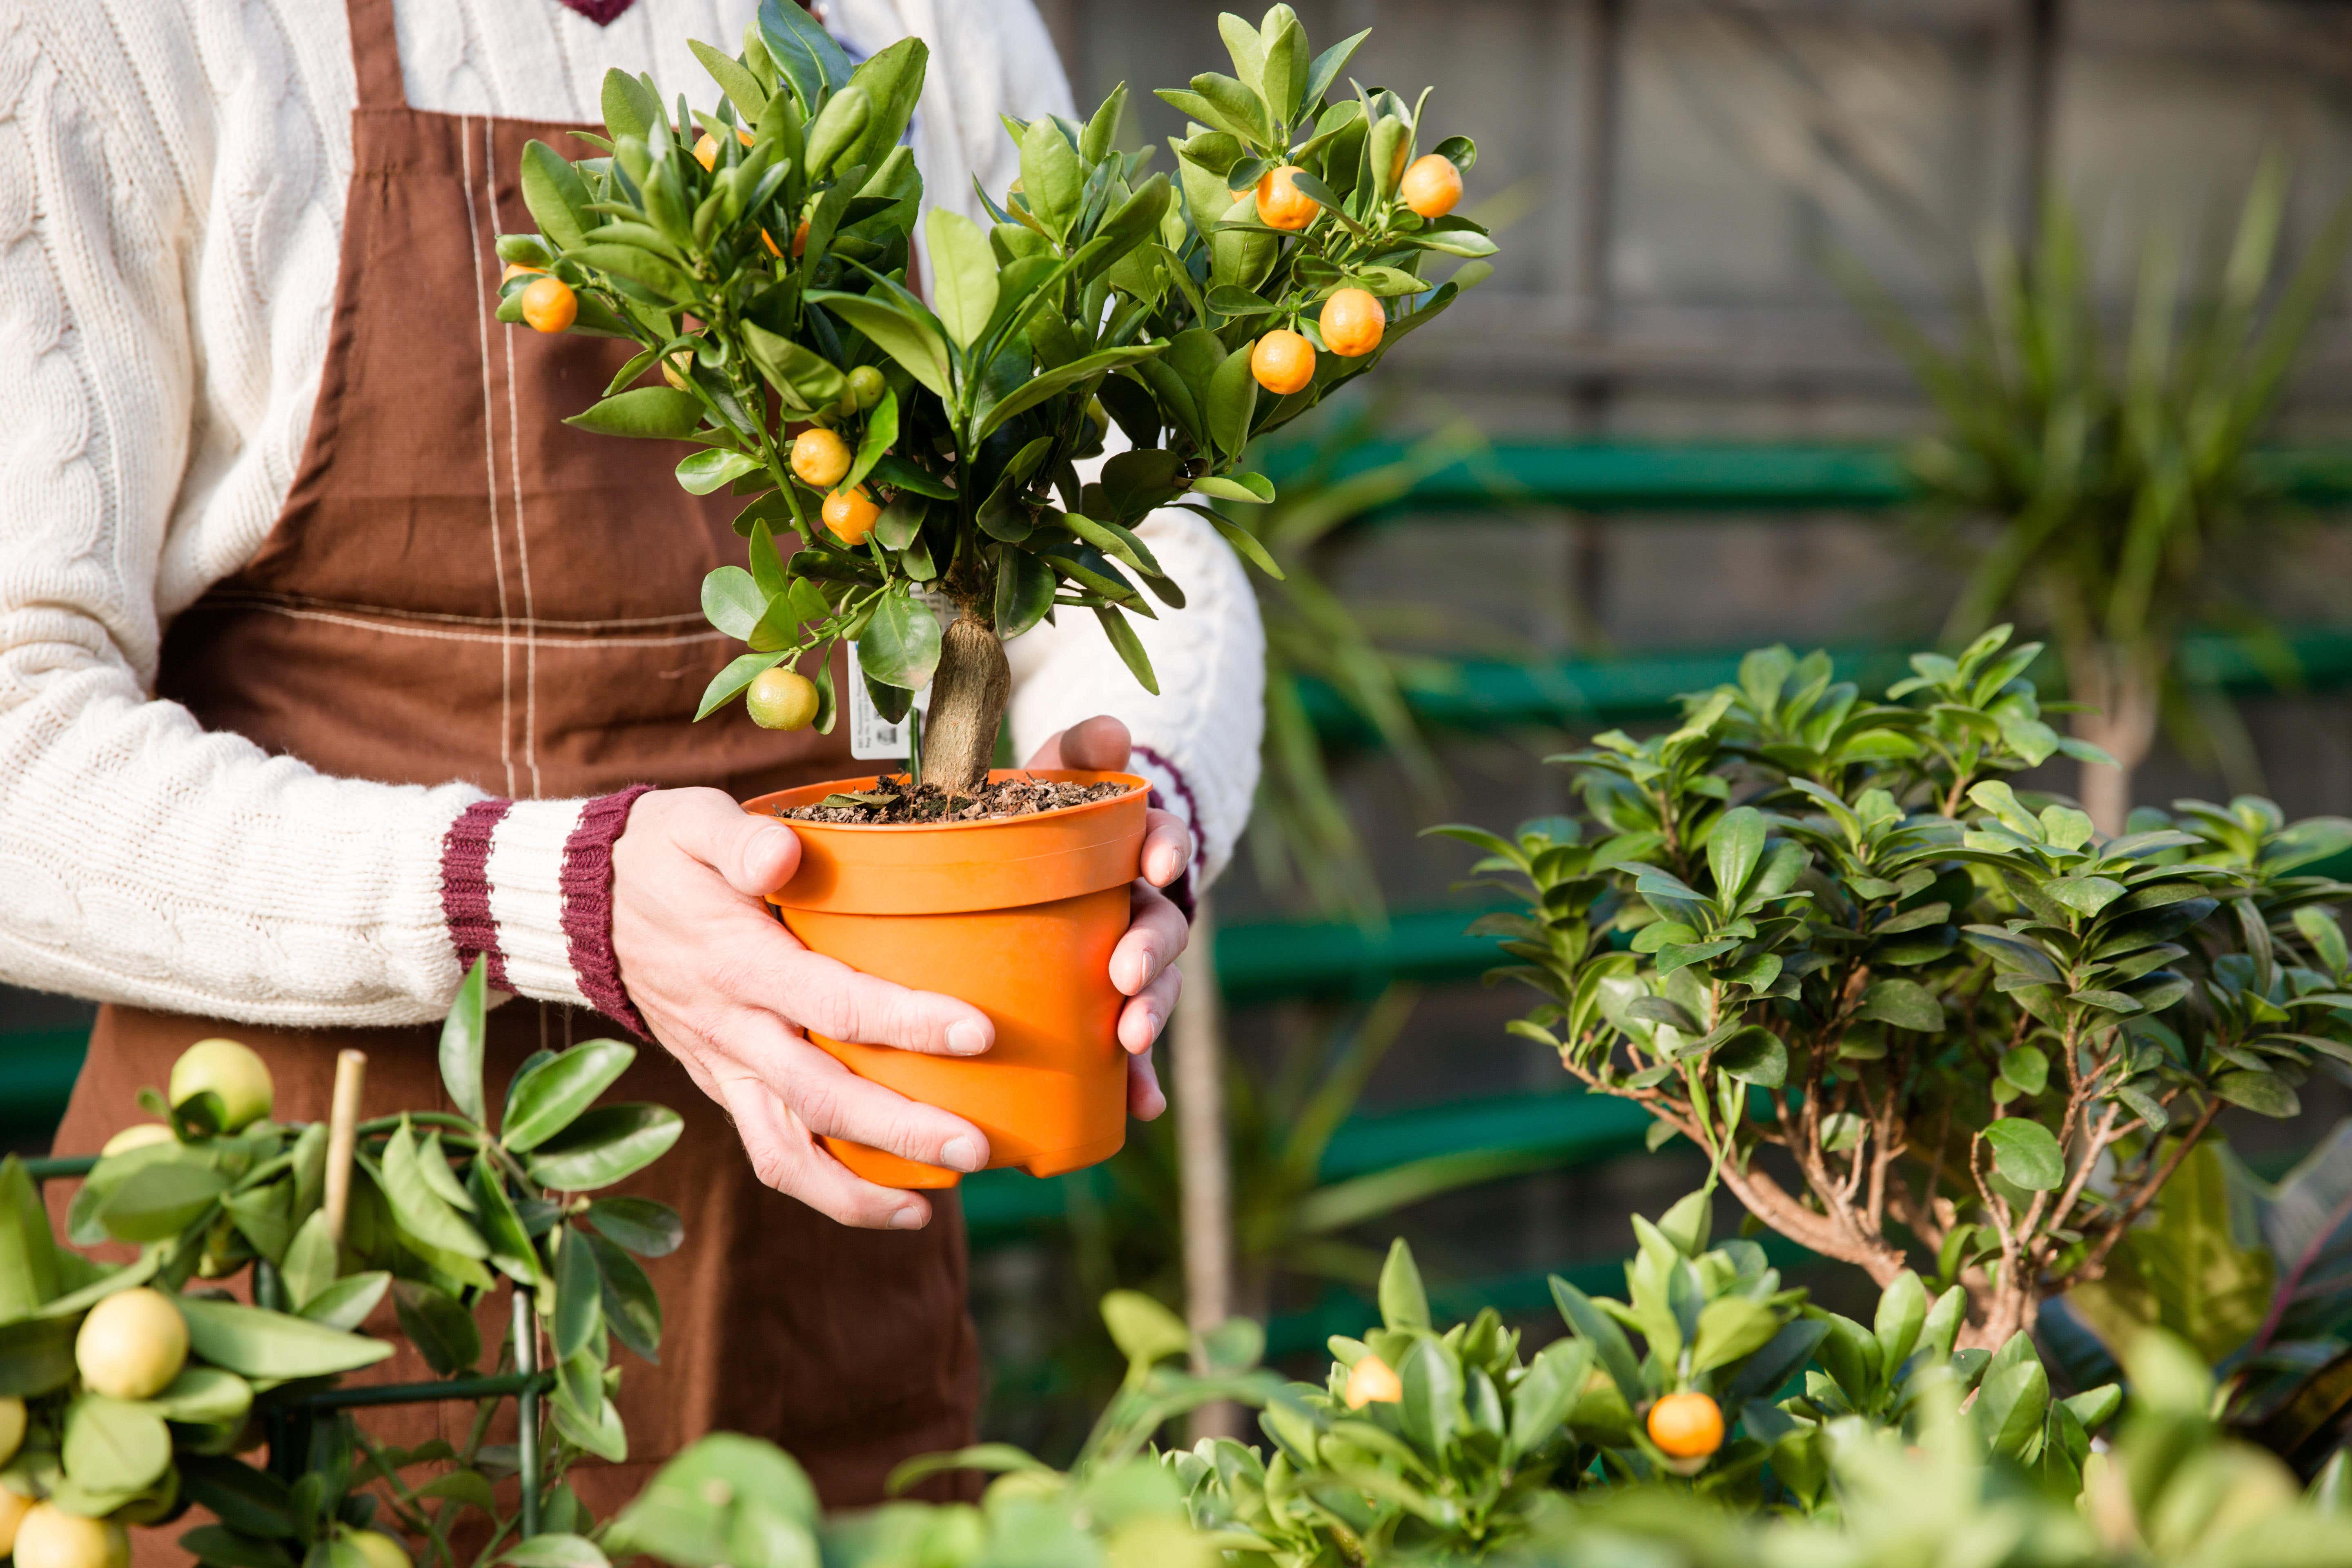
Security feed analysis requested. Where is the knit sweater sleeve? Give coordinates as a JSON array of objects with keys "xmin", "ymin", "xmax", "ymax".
[{"xmin": 0, "ymin": 7, "xmax": 640, "ymax": 1031}]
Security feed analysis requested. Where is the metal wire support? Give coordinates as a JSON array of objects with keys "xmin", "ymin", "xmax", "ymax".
[{"xmin": 512, "ymin": 1285, "xmax": 541, "ymax": 1540}]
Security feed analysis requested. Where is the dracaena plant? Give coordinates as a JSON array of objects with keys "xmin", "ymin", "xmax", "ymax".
[
  {"xmin": 499, "ymin": 3, "xmax": 1492, "ymax": 793},
  {"xmin": 1430, "ymin": 627, "xmax": 2352, "ymax": 1351}
]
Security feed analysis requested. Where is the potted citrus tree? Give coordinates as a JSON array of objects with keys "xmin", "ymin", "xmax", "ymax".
[{"xmin": 494, "ymin": 3, "xmax": 1494, "ymax": 1186}]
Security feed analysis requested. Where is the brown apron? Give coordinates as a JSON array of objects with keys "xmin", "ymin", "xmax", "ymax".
[{"xmin": 47, "ymin": 0, "xmax": 978, "ymax": 1528}]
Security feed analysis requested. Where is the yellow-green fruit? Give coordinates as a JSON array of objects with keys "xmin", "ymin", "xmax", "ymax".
[
  {"xmin": 746, "ymin": 669, "xmax": 820, "ymax": 732},
  {"xmin": 75, "ymin": 1287, "xmax": 188, "ymax": 1401},
  {"xmin": 11, "ymin": 1505, "xmax": 127, "ymax": 1568},
  {"xmin": 344, "ymin": 1530, "xmax": 413, "ymax": 1568},
  {"xmin": 169, "ymin": 1038, "xmax": 273, "ymax": 1131},
  {"xmin": 847, "ymin": 365, "xmax": 887, "ymax": 411},
  {"xmin": 0, "ymin": 1396, "xmax": 23, "ymax": 1466},
  {"xmin": 0, "ymin": 1486, "xmax": 32, "ymax": 1557},
  {"xmin": 100, "ymin": 1123, "xmax": 174, "ymax": 1158}
]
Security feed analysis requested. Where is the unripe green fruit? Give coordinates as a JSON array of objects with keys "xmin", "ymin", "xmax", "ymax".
[
  {"xmin": 345, "ymin": 1530, "xmax": 414, "ymax": 1568},
  {"xmin": 169, "ymin": 1037, "xmax": 273, "ymax": 1131},
  {"xmin": 76, "ymin": 1287, "xmax": 188, "ymax": 1400},
  {"xmin": 747, "ymin": 669, "xmax": 820, "ymax": 732},
  {"xmin": 847, "ymin": 365, "xmax": 887, "ymax": 410},
  {"xmin": 100, "ymin": 1123, "xmax": 174, "ymax": 1157}
]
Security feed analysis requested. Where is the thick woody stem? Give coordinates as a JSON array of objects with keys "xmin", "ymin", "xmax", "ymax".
[{"xmin": 922, "ymin": 611, "xmax": 1011, "ymax": 794}]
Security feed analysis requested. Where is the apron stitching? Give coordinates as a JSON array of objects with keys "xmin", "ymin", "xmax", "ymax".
[
  {"xmin": 196, "ymin": 602, "xmax": 735, "ymax": 649},
  {"xmin": 488, "ymin": 116, "xmax": 547, "ymax": 802},
  {"xmin": 187, "ymin": 591, "xmax": 709, "ymax": 632},
  {"xmin": 458, "ymin": 113, "xmax": 520, "ymax": 799}
]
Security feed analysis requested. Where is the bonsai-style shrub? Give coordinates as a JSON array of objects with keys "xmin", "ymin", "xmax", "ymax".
[
  {"xmin": 0, "ymin": 962, "xmax": 683, "ymax": 1568},
  {"xmin": 1432, "ymin": 629, "xmax": 2352, "ymax": 1347},
  {"xmin": 496, "ymin": 2, "xmax": 1493, "ymax": 793}
]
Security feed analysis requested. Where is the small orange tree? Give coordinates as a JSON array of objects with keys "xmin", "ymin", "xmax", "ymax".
[{"xmin": 499, "ymin": 2, "xmax": 1494, "ymax": 791}]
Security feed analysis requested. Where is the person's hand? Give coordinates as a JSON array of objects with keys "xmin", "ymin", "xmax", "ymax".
[
  {"xmin": 612, "ymin": 788, "xmax": 1000, "ymax": 1232},
  {"xmin": 1026, "ymin": 715, "xmax": 1193, "ymax": 1122}
]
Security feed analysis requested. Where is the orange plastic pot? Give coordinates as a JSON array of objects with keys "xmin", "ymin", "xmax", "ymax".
[{"xmin": 741, "ymin": 769, "xmax": 1149, "ymax": 1189}]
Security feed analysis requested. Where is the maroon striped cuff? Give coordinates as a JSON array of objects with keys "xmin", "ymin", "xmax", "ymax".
[
  {"xmin": 561, "ymin": 785, "xmax": 657, "ymax": 1039},
  {"xmin": 440, "ymin": 798, "xmax": 514, "ymax": 991}
]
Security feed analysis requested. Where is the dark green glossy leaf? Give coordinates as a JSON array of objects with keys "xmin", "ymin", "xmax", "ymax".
[
  {"xmin": 502, "ymin": 1040, "xmax": 638, "ymax": 1153},
  {"xmin": 392, "ymin": 1279, "xmax": 480, "ymax": 1377},
  {"xmin": 525, "ymin": 1105, "xmax": 684, "ymax": 1192},
  {"xmin": 440, "ymin": 960, "xmax": 489, "ymax": 1125}
]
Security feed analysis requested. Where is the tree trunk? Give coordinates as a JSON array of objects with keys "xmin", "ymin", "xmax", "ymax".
[
  {"xmin": 1175, "ymin": 900, "xmax": 1248, "ymax": 1443},
  {"xmin": 2067, "ymin": 643, "xmax": 2161, "ymax": 837},
  {"xmin": 922, "ymin": 610, "xmax": 1010, "ymax": 794}
]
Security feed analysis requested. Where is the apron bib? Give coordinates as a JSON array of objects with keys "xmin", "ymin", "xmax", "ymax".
[{"xmin": 48, "ymin": 0, "xmax": 976, "ymax": 1527}]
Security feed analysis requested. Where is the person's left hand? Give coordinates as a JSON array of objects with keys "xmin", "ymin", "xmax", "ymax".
[{"xmin": 1027, "ymin": 716, "xmax": 1188, "ymax": 1120}]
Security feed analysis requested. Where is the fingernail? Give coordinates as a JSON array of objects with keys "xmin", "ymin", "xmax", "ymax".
[
  {"xmin": 947, "ymin": 1020, "xmax": 989, "ymax": 1056},
  {"xmin": 1139, "ymin": 1008, "xmax": 1162, "ymax": 1042},
  {"xmin": 890, "ymin": 1206, "xmax": 927, "ymax": 1230},
  {"xmin": 941, "ymin": 1136, "xmax": 983, "ymax": 1172}
]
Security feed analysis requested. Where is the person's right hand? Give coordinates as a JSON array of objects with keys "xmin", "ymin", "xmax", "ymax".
[{"xmin": 609, "ymin": 788, "xmax": 995, "ymax": 1232}]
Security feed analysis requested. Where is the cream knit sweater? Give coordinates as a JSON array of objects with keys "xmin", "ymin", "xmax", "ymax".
[{"xmin": 0, "ymin": 0, "xmax": 1263, "ymax": 1029}]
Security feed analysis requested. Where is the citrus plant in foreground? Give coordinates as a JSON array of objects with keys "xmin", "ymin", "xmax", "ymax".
[
  {"xmin": 499, "ymin": 2, "xmax": 1493, "ymax": 791},
  {"xmin": 1432, "ymin": 629, "xmax": 2352, "ymax": 1349},
  {"xmin": 0, "ymin": 962, "xmax": 684, "ymax": 1568}
]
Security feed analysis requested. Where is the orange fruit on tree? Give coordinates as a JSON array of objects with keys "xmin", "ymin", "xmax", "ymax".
[
  {"xmin": 520, "ymin": 274, "xmax": 577, "ymax": 334},
  {"xmin": 1646, "ymin": 1390, "xmax": 1724, "ymax": 1458},
  {"xmin": 500, "ymin": 262, "xmax": 545, "ymax": 285},
  {"xmin": 1319, "ymin": 288, "xmax": 1385, "ymax": 358},
  {"xmin": 822, "ymin": 486, "xmax": 882, "ymax": 546},
  {"xmin": 0, "ymin": 1486, "xmax": 31, "ymax": 1558},
  {"xmin": 1401, "ymin": 154, "xmax": 1464, "ymax": 218},
  {"xmin": 791, "ymin": 428, "xmax": 853, "ymax": 489},
  {"xmin": 747, "ymin": 668, "xmax": 821, "ymax": 731},
  {"xmin": 1250, "ymin": 329, "xmax": 1316, "ymax": 395},
  {"xmin": 1343, "ymin": 1354, "xmax": 1403, "ymax": 1409},
  {"xmin": 693, "ymin": 126, "xmax": 755, "ymax": 172},
  {"xmin": 1255, "ymin": 165, "xmax": 1319, "ymax": 232},
  {"xmin": 791, "ymin": 216, "xmax": 811, "ymax": 258}
]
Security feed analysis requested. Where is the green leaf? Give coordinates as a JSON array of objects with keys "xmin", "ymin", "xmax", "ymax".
[
  {"xmin": 1690, "ymin": 1296, "xmax": 1782, "ymax": 1374},
  {"xmin": 1206, "ymin": 342, "xmax": 1259, "ymax": 459},
  {"xmin": 64, "ymin": 1397, "xmax": 172, "ymax": 1493},
  {"xmin": 1856, "ymin": 977, "xmax": 1943, "ymax": 1033},
  {"xmin": 502, "ymin": 1040, "xmax": 638, "ymax": 1153},
  {"xmin": 297, "ymin": 1272, "xmax": 391, "ymax": 1334},
  {"xmin": 1714, "ymin": 1027, "xmax": 1788, "ymax": 1088},
  {"xmin": 1099, "ymin": 1290, "xmax": 1189, "ymax": 1367},
  {"xmin": 1378, "ymin": 1238, "xmax": 1429, "ymax": 1330},
  {"xmin": 2066, "ymin": 1142, "xmax": 2274, "ymax": 1366},
  {"xmin": 1018, "ymin": 117, "xmax": 1085, "ymax": 236},
  {"xmin": 281, "ymin": 1210, "xmax": 337, "ymax": 1310},
  {"xmin": 1550, "ymin": 1277, "xmax": 1643, "ymax": 1406},
  {"xmin": 688, "ymin": 38, "xmax": 768, "ymax": 122},
  {"xmin": 439, "ymin": 960, "xmax": 489, "ymax": 1125},
  {"xmin": 675, "ymin": 449, "xmax": 763, "ymax": 496},
  {"xmin": 856, "ymin": 594, "xmax": 943, "ymax": 690},
  {"xmin": 563, "ymin": 387, "xmax": 706, "ymax": 439},
  {"xmin": 971, "ymin": 345, "xmax": 1165, "ymax": 443},
  {"xmin": 1396, "ymin": 1337, "xmax": 1461, "ymax": 1458},
  {"xmin": 807, "ymin": 292, "xmax": 950, "ymax": 399},
  {"xmin": 741, "ymin": 323, "xmax": 847, "ymax": 412},
  {"xmin": 924, "ymin": 209, "xmax": 999, "ymax": 350},
  {"xmin": 381, "ymin": 1120, "xmax": 488, "ymax": 1260},
  {"xmin": 98, "ymin": 1160, "xmax": 230, "ymax": 1242},
  {"xmin": 2214, "ymin": 1069, "xmax": 2299, "ymax": 1117},
  {"xmin": 416, "ymin": 1134, "xmax": 477, "ymax": 1215},
  {"xmin": 502, "ymin": 1534, "xmax": 610, "ymax": 1568},
  {"xmin": 1092, "ymin": 605, "xmax": 1158, "ymax": 695},
  {"xmin": 550, "ymin": 1389, "xmax": 628, "ymax": 1464},
  {"xmin": 552, "ymin": 1228, "xmax": 602, "ymax": 1364},
  {"xmin": 1873, "ymin": 1271, "xmax": 1928, "ymax": 1372},
  {"xmin": 0, "ymin": 1312, "xmax": 78, "ymax": 1396},
  {"xmin": 178, "ymin": 1298, "xmax": 394, "ymax": 1379},
  {"xmin": 696, "ymin": 650, "xmax": 788, "ymax": 721},
  {"xmin": 520, "ymin": 141, "xmax": 592, "ymax": 252},
  {"xmin": 2047, "ymin": 875, "xmax": 2128, "ymax": 916},
  {"xmin": 1206, "ymin": 514, "xmax": 1283, "ymax": 579},
  {"xmin": 0, "ymin": 1155, "xmax": 62, "ymax": 1319},
  {"xmin": 392, "ymin": 1279, "xmax": 481, "ymax": 1377},
  {"xmin": 585, "ymin": 1231, "xmax": 663, "ymax": 1363},
  {"xmin": 586, "ymin": 1197, "xmax": 684, "ymax": 1258},
  {"xmin": 846, "ymin": 387, "xmax": 898, "ymax": 495},
  {"xmin": 1984, "ymin": 1118, "xmax": 2065, "ymax": 1191},
  {"xmin": 145, "ymin": 1366, "xmax": 252, "ymax": 1426},
  {"xmin": 1706, "ymin": 807, "xmax": 1766, "ymax": 900},
  {"xmin": 524, "ymin": 1105, "xmax": 684, "ymax": 1192},
  {"xmin": 993, "ymin": 547, "xmax": 1056, "ymax": 641},
  {"xmin": 1190, "ymin": 473, "xmax": 1276, "ymax": 503},
  {"xmin": 469, "ymin": 1160, "xmax": 543, "ymax": 1289}
]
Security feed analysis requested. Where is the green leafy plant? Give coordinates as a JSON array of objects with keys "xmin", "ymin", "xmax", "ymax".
[
  {"xmin": 501, "ymin": 3, "xmax": 1493, "ymax": 792},
  {"xmin": 0, "ymin": 960, "xmax": 684, "ymax": 1568},
  {"xmin": 1431, "ymin": 629, "xmax": 2352, "ymax": 1348},
  {"xmin": 1858, "ymin": 160, "xmax": 2352, "ymax": 833}
]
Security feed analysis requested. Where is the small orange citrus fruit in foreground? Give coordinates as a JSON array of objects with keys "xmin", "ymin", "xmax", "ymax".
[
  {"xmin": 1646, "ymin": 1390, "xmax": 1724, "ymax": 1458},
  {"xmin": 1319, "ymin": 288, "xmax": 1385, "ymax": 358},
  {"xmin": 1343, "ymin": 1354, "xmax": 1403, "ymax": 1409},
  {"xmin": 520, "ymin": 275, "xmax": 577, "ymax": 334},
  {"xmin": 1256, "ymin": 165, "xmax": 1319, "ymax": 232},
  {"xmin": 0, "ymin": 1487, "xmax": 31, "ymax": 1557},
  {"xmin": 1251, "ymin": 330, "xmax": 1316, "ymax": 395},
  {"xmin": 746, "ymin": 668, "xmax": 821, "ymax": 732},
  {"xmin": 693, "ymin": 127, "xmax": 755, "ymax": 171},
  {"xmin": 791, "ymin": 428, "xmax": 853, "ymax": 489},
  {"xmin": 791, "ymin": 216, "xmax": 811, "ymax": 258},
  {"xmin": 500, "ymin": 262, "xmax": 545, "ymax": 285},
  {"xmin": 1401, "ymin": 154, "xmax": 1464, "ymax": 218},
  {"xmin": 822, "ymin": 486, "xmax": 882, "ymax": 546}
]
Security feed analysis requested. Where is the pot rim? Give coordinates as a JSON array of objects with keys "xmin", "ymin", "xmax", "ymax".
[{"xmin": 743, "ymin": 768, "xmax": 1150, "ymax": 835}]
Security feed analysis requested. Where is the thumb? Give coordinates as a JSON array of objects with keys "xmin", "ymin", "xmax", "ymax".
[{"xmin": 668, "ymin": 793, "xmax": 803, "ymax": 897}]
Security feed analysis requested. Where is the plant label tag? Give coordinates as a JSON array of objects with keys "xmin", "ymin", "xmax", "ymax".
[{"xmin": 846, "ymin": 593, "xmax": 955, "ymax": 760}]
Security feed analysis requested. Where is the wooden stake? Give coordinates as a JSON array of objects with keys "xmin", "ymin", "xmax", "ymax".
[
  {"xmin": 323, "ymin": 1049, "xmax": 368, "ymax": 1245},
  {"xmin": 1174, "ymin": 897, "xmax": 1245, "ymax": 1443}
]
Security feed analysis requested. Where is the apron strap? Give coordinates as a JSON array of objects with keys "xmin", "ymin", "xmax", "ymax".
[{"xmin": 346, "ymin": 0, "xmax": 409, "ymax": 111}]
